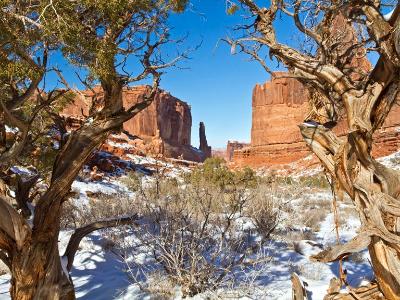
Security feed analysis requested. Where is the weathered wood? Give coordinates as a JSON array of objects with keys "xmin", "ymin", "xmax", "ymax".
[
  {"xmin": 323, "ymin": 281, "xmax": 384, "ymax": 300},
  {"xmin": 235, "ymin": 1, "xmax": 400, "ymax": 299},
  {"xmin": 291, "ymin": 273, "xmax": 308, "ymax": 300},
  {"xmin": 310, "ymin": 232, "xmax": 371, "ymax": 263}
]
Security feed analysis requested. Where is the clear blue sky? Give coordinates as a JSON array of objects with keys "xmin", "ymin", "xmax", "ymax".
[{"xmin": 161, "ymin": 0, "xmax": 276, "ymax": 149}]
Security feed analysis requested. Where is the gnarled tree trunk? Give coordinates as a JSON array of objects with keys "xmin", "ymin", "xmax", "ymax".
[
  {"xmin": 2, "ymin": 80, "xmax": 157, "ymax": 299},
  {"xmin": 300, "ymin": 84, "xmax": 400, "ymax": 299},
  {"xmin": 231, "ymin": 1, "xmax": 400, "ymax": 297},
  {"xmin": 10, "ymin": 239, "xmax": 74, "ymax": 300}
]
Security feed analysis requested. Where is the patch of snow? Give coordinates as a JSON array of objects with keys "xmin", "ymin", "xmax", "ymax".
[
  {"xmin": 377, "ymin": 149, "xmax": 400, "ymax": 170},
  {"xmin": 5, "ymin": 125, "xmax": 18, "ymax": 134},
  {"xmin": 302, "ymin": 121, "xmax": 319, "ymax": 128},
  {"xmin": 10, "ymin": 166, "xmax": 34, "ymax": 176},
  {"xmin": 61, "ymin": 256, "xmax": 70, "ymax": 278},
  {"xmin": 72, "ymin": 180, "xmax": 122, "ymax": 196},
  {"xmin": 303, "ymin": 155, "xmax": 313, "ymax": 161},
  {"xmin": 107, "ymin": 140, "xmax": 134, "ymax": 150}
]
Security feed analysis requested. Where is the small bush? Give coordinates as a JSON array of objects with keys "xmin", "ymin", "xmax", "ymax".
[
  {"xmin": 61, "ymin": 192, "xmax": 133, "ymax": 230},
  {"xmin": 120, "ymin": 171, "xmax": 142, "ymax": 192},
  {"xmin": 124, "ymin": 174, "xmax": 275, "ymax": 297},
  {"xmin": 390, "ymin": 156, "xmax": 400, "ymax": 165},
  {"xmin": 298, "ymin": 174, "xmax": 330, "ymax": 189},
  {"xmin": 186, "ymin": 157, "xmax": 258, "ymax": 189},
  {"xmin": 247, "ymin": 185, "xmax": 279, "ymax": 241}
]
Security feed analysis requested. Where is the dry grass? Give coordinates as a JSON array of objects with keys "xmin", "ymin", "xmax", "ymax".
[
  {"xmin": 61, "ymin": 192, "xmax": 133, "ymax": 230},
  {"xmin": 302, "ymin": 208, "xmax": 328, "ymax": 232}
]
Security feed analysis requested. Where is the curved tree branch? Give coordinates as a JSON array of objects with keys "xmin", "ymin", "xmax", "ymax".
[
  {"xmin": 310, "ymin": 232, "xmax": 371, "ymax": 262},
  {"xmin": 63, "ymin": 215, "xmax": 140, "ymax": 272},
  {"xmin": 0, "ymin": 196, "xmax": 30, "ymax": 250}
]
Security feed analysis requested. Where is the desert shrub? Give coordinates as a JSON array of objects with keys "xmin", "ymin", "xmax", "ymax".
[
  {"xmin": 298, "ymin": 174, "xmax": 330, "ymax": 189},
  {"xmin": 120, "ymin": 171, "xmax": 142, "ymax": 192},
  {"xmin": 390, "ymin": 156, "xmax": 400, "ymax": 165},
  {"xmin": 125, "ymin": 175, "xmax": 274, "ymax": 297},
  {"xmin": 60, "ymin": 200, "xmax": 82, "ymax": 229},
  {"xmin": 60, "ymin": 192, "xmax": 133, "ymax": 230},
  {"xmin": 302, "ymin": 208, "xmax": 327, "ymax": 232},
  {"xmin": 247, "ymin": 185, "xmax": 279, "ymax": 242},
  {"xmin": 271, "ymin": 175, "xmax": 296, "ymax": 186},
  {"xmin": 186, "ymin": 157, "xmax": 258, "ymax": 189}
]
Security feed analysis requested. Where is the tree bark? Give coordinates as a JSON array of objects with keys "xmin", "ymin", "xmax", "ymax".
[
  {"xmin": 300, "ymin": 121, "xmax": 400, "ymax": 300},
  {"xmin": 10, "ymin": 238, "xmax": 75, "ymax": 300}
]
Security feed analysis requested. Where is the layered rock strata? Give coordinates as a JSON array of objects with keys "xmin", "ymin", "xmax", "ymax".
[
  {"xmin": 227, "ymin": 141, "xmax": 250, "ymax": 161},
  {"xmin": 232, "ymin": 73, "xmax": 400, "ymax": 167},
  {"xmin": 62, "ymin": 86, "xmax": 211, "ymax": 162}
]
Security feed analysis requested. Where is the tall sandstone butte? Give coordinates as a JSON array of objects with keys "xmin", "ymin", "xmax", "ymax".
[
  {"xmin": 232, "ymin": 73, "xmax": 400, "ymax": 167},
  {"xmin": 62, "ymin": 86, "xmax": 211, "ymax": 162},
  {"xmin": 232, "ymin": 13, "xmax": 399, "ymax": 168}
]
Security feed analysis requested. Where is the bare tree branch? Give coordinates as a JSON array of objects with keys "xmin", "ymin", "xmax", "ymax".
[
  {"xmin": 310, "ymin": 232, "xmax": 371, "ymax": 262},
  {"xmin": 63, "ymin": 215, "xmax": 139, "ymax": 272},
  {"xmin": 0, "ymin": 196, "xmax": 30, "ymax": 250}
]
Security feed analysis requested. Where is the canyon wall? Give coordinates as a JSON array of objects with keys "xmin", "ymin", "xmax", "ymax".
[
  {"xmin": 63, "ymin": 86, "xmax": 211, "ymax": 162},
  {"xmin": 232, "ymin": 73, "xmax": 400, "ymax": 167}
]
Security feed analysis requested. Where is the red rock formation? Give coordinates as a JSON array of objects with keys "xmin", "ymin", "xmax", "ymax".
[
  {"xmin": 62, "ymin": 86, "xmax": 209, "ymax": 162},
  {"xmin": 199, "ymin": 122, "xmax": 212, "ymax": 159},
  {"xmin": 251, "ymin": 72, "xmax": 309, "ymax": 146},
  {"xmin": 232, "ymin": 73, "xmax": 400, "ymax": 168},
  {"xmin": 226, "ymin": 141, "xmax": 250, "ymax": 161}
]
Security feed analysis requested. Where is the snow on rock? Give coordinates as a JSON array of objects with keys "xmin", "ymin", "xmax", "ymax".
[
  {"xmin": 107, "ymin": 140, "xmax": 134, "ymax": 150},
  {"xmin": 377, "ymin": 149, "xmax": 400, "ymax": 170},
  {"xmin": 71, "ymin": 180, "xmax": 122, "ymax": 196},
  {"xmin": 5, "ymin": 125, "xmax": 18, "ymax": 134},
  {"xmin": 9, "ymin": 166, "xmax": 35, "ymax": 176}
]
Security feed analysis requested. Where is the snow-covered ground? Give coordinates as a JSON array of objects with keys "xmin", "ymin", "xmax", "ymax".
[
  {"xmin": 0, "ymin": 151, "xmax": 398, "ymax": 299},
  {"xmin": 0, "ymin": 191, "xmax": 367, "ymax": 300}
]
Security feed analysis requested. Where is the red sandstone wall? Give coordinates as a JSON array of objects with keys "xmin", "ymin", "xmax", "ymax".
[
  {"xmin": 251, "ymin": 72, "xmax": 309, "ymax": 146},
  {"xmin": 62, "ymin": 86, "xmax": 209, "ymax": 162},
  {"xmin": 226, "ymin": 141, "xmax": 250, "ymax": 161},
  {"xmin": 62, "ymin": 86, "xmax": 191, "ymax": 147},
  {"xmin": 233, "ymin": 73, "xmax": 400, "ymax": 168}
]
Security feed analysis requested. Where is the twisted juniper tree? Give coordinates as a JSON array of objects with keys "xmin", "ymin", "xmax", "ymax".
[
  {"xmin": 0, "ymin": 1, "xmax": 188, "ymax": 299},
  {"xmin": 228, "ymin": 0, "xmax": 400, "ymax": 299}
]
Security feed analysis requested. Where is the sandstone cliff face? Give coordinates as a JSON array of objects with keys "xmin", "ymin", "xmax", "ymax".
[
  {"xmin": 232, "ymin": 73, "xmax": 400, "ymax": 168},
  {"xmin": 121, "ymin": 87, "xmax": 192, "ymax": 148},
  {"xmin": 251, "ymin": 72, "xmax": 309, "ymax": 146},
  {"xmin": 62, "ymin": 86, "xmax": 209, "ymax": 162}
]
